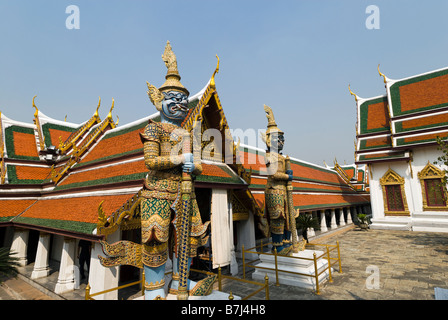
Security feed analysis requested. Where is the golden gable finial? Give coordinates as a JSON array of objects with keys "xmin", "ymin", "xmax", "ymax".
[
  {"xmin": 94, "ymin": 96, "xmax": 101, "ymax": 118},
  {"xmin": 107, "ymin": 98, "xmax": 114, "ymax": 120},
  {"xmin": 210, "ymin": 55, "xmax": 220, "ymax": 88},
  {"xmin": 378, "ymin": 64, "xmax": 387, "ymax": 84},
  {"xmin": 32, "ymin": 95, "xmax": 39, "ymax": 117},
  {"xmin": 348, "ymin": 84, "xmax": 358, "ymax": 102}
]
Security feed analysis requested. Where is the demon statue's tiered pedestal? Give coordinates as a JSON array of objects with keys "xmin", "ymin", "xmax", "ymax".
[{"xmin": 252, "ymin": 249, "xmax": 332, "ymax": 289}]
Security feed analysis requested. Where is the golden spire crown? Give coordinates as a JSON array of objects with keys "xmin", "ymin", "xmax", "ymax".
[
  {"xmin": 158, "ymin": 40, "xmax": 189, "ymax": 96},
  {"xmin": 261, "ymin": 104, "xmax": 284, "ymax": 147},
  {"xmin": 263, "ymin": 104, "xmax": 284, "ymax": 136}
]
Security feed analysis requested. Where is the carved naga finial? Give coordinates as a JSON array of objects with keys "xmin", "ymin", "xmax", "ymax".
[
  {"xmin": 32, "ymin": 95, "xmax": 39, "ymax": 117},
  {"xmin": 210, "ymin": 55, "xmax": 220, "ymax": 88},
  {"xmin": 378, "ymin": 64, "xmax": 387, "ymax": 84},
  {"xmin": 348, "ymin": 84, "xmax": 358, "ymax": 102}
]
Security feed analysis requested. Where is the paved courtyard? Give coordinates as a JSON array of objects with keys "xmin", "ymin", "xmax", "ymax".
[
  {"xmin": 1, "ymin": 226, "xmax": 447, "ymax": 300},
  {"xmin": 217, "ymin": 227, "xmax": 448, "ymax": 300}
]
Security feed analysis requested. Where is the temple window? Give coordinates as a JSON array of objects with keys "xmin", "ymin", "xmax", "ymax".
[
  {"xmin": 418, "ymin": 162, "xmax": 448, "ymax": 211},
  {"xmin": 380, "ymin": 168, "xmax": 410, "ymax": 216}
]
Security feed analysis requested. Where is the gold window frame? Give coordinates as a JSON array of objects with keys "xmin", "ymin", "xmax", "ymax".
[
  {"xmin": 380, "ymin": 168, "xmax": 410, "ymax": 216},
  {"xmin": 417, "ymin": 162, "xmax": 448, "ymax": 211}
]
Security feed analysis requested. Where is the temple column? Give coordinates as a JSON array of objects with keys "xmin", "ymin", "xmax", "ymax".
[
  {"xmin": 319, "ymin": 210, "xmax": 328, "ymax": 233},
  {"xmin": 352, "ymin": 206, "xmax": 358, "ymax": 224},
  {"xmin": 55, "ymin": 237, "xmax": 76, "ymax": 294},
  {"xmin": 307, "ymin": 212, "xmax": 316, "ymax": 237},
  {"xmin": 339, "ymin": 208, "xmax": 346, "ymax": 226},
  {"xmin": 10, "ymin": 228, "xmax": 29, "ymax": 266},
  {"xmin": 330, "ymin": 209, "xmax": 337, "ymax": 229},
  {"xmin": 31, "ymin": 232, "xmax": 51, "ymax": 279},
  {"xmin": 88, "ymin": 232, "xmax": 120, "ymax": 300},
  {"xmin": 346, "ymin": 207, "xmax": 353, "ymax": 224},
  {"xmin": 229, "ymin": 200, "xmax": 238, "ymax": 276}
]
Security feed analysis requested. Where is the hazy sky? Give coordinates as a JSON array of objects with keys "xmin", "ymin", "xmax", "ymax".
[{"xmin": 1, "ymin": 0, "xmax": 448, "ymax": 165}]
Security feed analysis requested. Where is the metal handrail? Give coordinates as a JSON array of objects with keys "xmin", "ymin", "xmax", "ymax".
[
  {"xmin": 242, "ymin": 240, "xmax": 342, "ymax": 295},
  {"xmin": 85, "ymin": 267, "xmax": 270, "ymax": 300}
]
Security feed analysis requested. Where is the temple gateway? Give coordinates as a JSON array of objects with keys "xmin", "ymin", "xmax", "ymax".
[{"xmin": 0, "ymin": 43, "xmax": 370, "ymax": 299}]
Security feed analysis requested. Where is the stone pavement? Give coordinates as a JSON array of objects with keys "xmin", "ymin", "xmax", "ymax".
[
  {"xmin": 217, "ymin": 227, "xmax": 448, "ymax": 300},
  {"xmin": 1, "ymin": 226, "xmax": 447, "ymax": 300}
]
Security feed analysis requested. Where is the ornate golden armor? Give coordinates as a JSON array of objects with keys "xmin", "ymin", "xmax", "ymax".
[{"xmin": 139, "ymin": 120, "xmax": 209, "ymax": 268}]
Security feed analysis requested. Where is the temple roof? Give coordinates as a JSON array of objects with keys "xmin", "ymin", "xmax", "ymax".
[
  {"xmin": 1, "ymin": 70, "xmax": 369, "ymax": 239},
  {"xmin": 240, "ymin": 144, "xmax": 369, "ymax": 212},
  {"xmin": 353, "ymin": 65, "xmax": 448, "ymax": 164}
]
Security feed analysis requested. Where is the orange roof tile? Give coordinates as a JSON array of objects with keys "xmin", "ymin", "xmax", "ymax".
[
  {"xmin": 367, "ymin": 100, "xmax": 390, "ymax": 131},
  {"xmin": 201, "ymin": 163, "xmax": 231, "ymax": 178},
  {"xmin": 80, "ymin": 128, "xmax": 144, "ymax": 164},
  {"xmin": 15, "ymin": 165, "xmax": 52, "ymax": 181},
  {"xmin": 13, "ymin": 131, "xmax": 38, "ymax": 158},
  {"xmin": 0, "ymin": 199, "xmax": 36, "ymax": 218},
  {"xmin": 399, "ymin": 74, "xmax": 448, "ymax": 113},
  {"xmin": 48, "ymin": 128, "xmax": 73, "ymax": 147},
  {"xmin": 59, "ymin": 160, "xmax": 147, "ymax": 186},
  {"xmin": 19, "ymin": 194, "xmax": 134, "ymax": 224}
]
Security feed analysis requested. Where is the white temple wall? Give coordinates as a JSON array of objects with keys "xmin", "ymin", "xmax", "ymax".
[{"xmin": 369, "ymin": 145, "xmax": 448, "ymax": 231}]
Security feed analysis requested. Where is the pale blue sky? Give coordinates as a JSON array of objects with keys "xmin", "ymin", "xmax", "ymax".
[{"xmin": 1, "ymin": 0, "xmax": 448, "ymax": 165}]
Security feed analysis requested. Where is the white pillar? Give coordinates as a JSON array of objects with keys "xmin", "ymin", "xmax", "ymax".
[
  {"xmin": 10, "ymin": 228, "xmax": 29, "ymax": 267},
  {"xmin": 88, "ymin": 232, "xmax": 120, "ymax": 300},
  {"xmin": 307, "ymin": 212, "xmax": 316, "ymax": 237},
  {"xmin": 319, "ymin": 210, "xmax": 328, "ymax": 233},
  {"xmin": 229, "ymin": 200, "xmax": 238, "ymax": 276},
  {"xmin": 236, "ymin": 210, "xmax": 256, "ymax": 260},
  {"xmin": 31, "ymin": 232, "xmax": 51, "ymax": 279},
  {"xmin": 55, "ymin": 237, "xmax": 76, "ymax": 294},
  {"xmin": 330, "ymin": 209, "xmax": 337, "ymax": 229},
  {"xmin": 339, "ymin": 209, "xmax": 346, "ymax": 226},
  {"xmin": 346, "ymin": 207, "xmax": 353, "ymax": 224}
]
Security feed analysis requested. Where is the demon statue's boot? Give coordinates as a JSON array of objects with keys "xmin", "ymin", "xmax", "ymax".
[
  {"xmin": 169, "ymin": 256, "xmax": 217, "ymax": 297},
  {"xmin": 144, "ymin": 264, "xmax": 166, "ymax": 300}
]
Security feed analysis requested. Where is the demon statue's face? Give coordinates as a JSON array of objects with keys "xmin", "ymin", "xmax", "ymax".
[
  {"xmin": 269, "ymin": 132, "xmax": 285, "ymax": 153},
  {"xmin": 160, "ymin": 90, "xmax": 189, "ymax": 125}
]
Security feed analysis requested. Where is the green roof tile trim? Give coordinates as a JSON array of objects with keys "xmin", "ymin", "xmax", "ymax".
[
  {"xmin": 358, "ymin": 152, "xmax": 407, "ymax": 162},
  {"xmin": 4, "ymin": 125, "xmax": 40, "ymax": 161},
  {"xmin": 41, "ymin": 122, "xmax": 78, "ymax": 147},
  {"xmin": 359, "ymin": 137, "xmax": 392, "ymax": 151},
  {"xmin": 6, "ymin": 165, "xmax": 50, "ymax": 185},
  {"xmin": 13, "ymin": 216, "xmax": 96, "ymax": 234},
  {"xmin": 248, "ymin": 184, "xmax": 355, "ymax": 194},
  {"xmin": 359, "ymin": 96, "xmax": 390, "ymax": 135},
  {"xmin": 390, "ymin": 68, "xmax": 448, "ymax": 117},
  {"xmin": 196, "ymin": 174, "xmax": 244, "ymax": 185},
  {"xmin": 53, "ymin": 172, "xmax": 147, "ymax": 191},
  {"xmin": 295, "ymin": 200, "xmax": 369, "ymax": 211},
  {"xmin": 196, "ymin": 164, "xmax": 245, "ymax": 185},
  {"xmin": 394, "ymin": 118, "xmax": 448, "ymax": 134},
  {"xmin": 0, "ymin": 216, "xmax": 14, "ymax": 223},
  {"xmin": 395, "ymin": 135, "xmax": 441, "ymax": 147}
]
